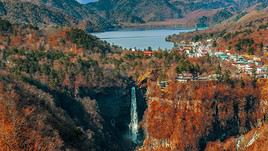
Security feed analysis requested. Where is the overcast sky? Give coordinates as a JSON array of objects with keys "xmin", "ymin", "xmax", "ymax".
[{"xmin": 76, "ymin": 0, "xmax": 97, "ymax": 4}]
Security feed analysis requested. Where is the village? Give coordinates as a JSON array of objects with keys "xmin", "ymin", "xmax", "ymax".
[
  {"xmin": 178, "ymin": 40, "xmax": 268, "ymax": 76},
  {"xmin": 134, "ymin": 40, "xmax": 268, "ymax": 89}
]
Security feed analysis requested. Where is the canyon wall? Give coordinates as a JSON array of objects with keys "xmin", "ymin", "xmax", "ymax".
[
  {"xmin": 139, "ymin": 80, "xmax": 268, "ymax": 151},
  {"xmin": 79, "ymin": 85, "xmax": 147, "ymax": 150}
]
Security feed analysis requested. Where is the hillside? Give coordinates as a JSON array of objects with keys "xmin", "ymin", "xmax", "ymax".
[
  {"xmin": 88, "ymin": 0, "xmax": 268, "ymax": 28},
  {"xmin": 0, "ymin": 21, "xmax": 131, "ymax": 150},
  {"xmin": 168, "ymin": 5, "xmax": 268, "ymax": 56},
  {"xmin": 0, "ymin": 71, "xmax": 125, "ymax": 151},
  {"xmin": 0, "ymin": 0, "xmax": 115, "ymax": 32},
  {"xmin": 0, "ymin": 0, "xmax": 267, "ymax": 31},
  {"xmin": 1, "ymin": 1, "xmax": 268, "ymax": 151},
  {"xmin": 1, "ymin": 19, "xmax": 268, "ymax": 150}
]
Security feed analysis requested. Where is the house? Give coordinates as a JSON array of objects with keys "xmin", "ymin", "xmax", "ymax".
[
  {"xmin": 218, "ymin": 54, "xmax": 229, "ymax": 60},
  {"xmin": 245, "ymin": 65, "xmax": 253, "ymax": 74},
  {"xmin": 158, "ymin": 81, "xmax": 169, "ymax": 89},
  {"xmin": 263, "ymin": 44, "xmax": 268, "ymax": 52},
  {"xmin": 183, "ymin": 45, "xmax": 193, "ymax": 51},
  {"xmin": 207, "ymin": 39, "xmax": 213, "ymax": 42},
  {"xmin": 0, "ymin": 45, "xmax": 6, "ymax": 50},
  {"xmin": 235, "ymin": 56, "xmax": 248, "ymax": 64},
  {"xmin": 257, "ymin": 67, "xmax": 268, "ymax": 74},
  {"xmin": 257, "ymin": 68, "xmax": 263, "ymax": 74},
  {"xmin": 255, "ymin": 61, "xmax": 263, "ymax": 66},
  {"xmin": 229, "ymin": 54, "xmax": 238, "ymax": 61},
  {"xmin": 209, "ymin": 74, "xmax": 221, "ymax": 80},
  {"xmin": 176, "ymin": 73, "xmax": 194, "ymax": 82},
  {"xmin": 256, "ymin": 74, "xmax": 268, "ymax": 79},
  {"xmin": 198, "ymin": 75, "xmax": 209, "ymax": 81},
  {"xmin": 143, "ymin": 51, "xmax": 153, "ymax": 57},
  {"xmin": 176, "ymin": 78, "xmax": 187, "ymax": 83}
]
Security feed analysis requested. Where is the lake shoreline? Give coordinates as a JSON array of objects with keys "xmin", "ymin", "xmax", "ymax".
[
  {"xmin": 92, "ymin": 29, "xmax": 195, "ymax": 50},
  {"xmin": 92, "ymin": 27, "xmax": 195, "ymax": 34}
]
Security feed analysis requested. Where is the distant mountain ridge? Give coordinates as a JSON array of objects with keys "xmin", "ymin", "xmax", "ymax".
[
  {"xmin": 88, "ymin": 0, "xmax": 268, "ymax": 28},
  {"xmin": 0, "ymin": 0, "xmax": 267, "ymax": 31}
]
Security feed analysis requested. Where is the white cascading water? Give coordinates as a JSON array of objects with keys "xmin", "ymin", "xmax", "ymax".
[{"xmin": 129, "ymin": 87, "xmax": 138, "ymax": 143}]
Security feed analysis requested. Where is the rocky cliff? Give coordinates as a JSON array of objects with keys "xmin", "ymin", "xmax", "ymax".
[{"xmin": 139, "ymin": 80, "xmax": 268, "ymax": 151}]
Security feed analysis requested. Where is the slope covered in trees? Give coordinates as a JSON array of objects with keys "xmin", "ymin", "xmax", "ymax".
[
  {"xmin": 88, "ymin": 0, "xmax": 268, "ymax": 28},
  {"xmin": 0, "ymin": 0, "xmax": 267, "ymax": 31},
  {"xmin": 0, "ymin": 71, "xmax": 124, "ymax": 151},
  {"xmin": 1, "ymin": 14, "xmax": 268, "ymax": 150},
  {"xmin": 168, "ymin": 5, "xmax": 268, "ymax": 56},
  {"xmin": 0, "ymin": 22, "xmax": 131, "ymax": 150},
  {"xmin": 0, "ymin": 0, "xmax": 115, "ymax": 32},
  {"xmin": 0, "ymin": 20, "xmax": 237, "ymax": 150}
]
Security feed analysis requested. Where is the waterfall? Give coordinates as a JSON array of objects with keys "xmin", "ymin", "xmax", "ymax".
[{"xmin": 129, "ymin": 87, "xmax": 139, "ymax": 143}]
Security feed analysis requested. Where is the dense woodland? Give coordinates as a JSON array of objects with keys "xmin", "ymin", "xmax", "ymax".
[
  {"xmin": 0, "ymin": 12, "xmax": 268, "ymax": 150},
  {"xmin": 0, "ymin": 0, "xmax": 267, "ymax": 150}
]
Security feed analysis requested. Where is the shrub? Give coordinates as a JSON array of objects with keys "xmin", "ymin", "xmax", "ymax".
[
  {"xmin": 67, "ymin": 29, "xmax": 110, "ymax": 53},
  {"xmin": 0, "ymin": 19, "xmax": 12, "ymax": 33}
]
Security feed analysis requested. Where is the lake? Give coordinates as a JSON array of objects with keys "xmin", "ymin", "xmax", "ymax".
[{"xmin": 92, "ymin": 29, "xmax": 194, "ymax": 50}]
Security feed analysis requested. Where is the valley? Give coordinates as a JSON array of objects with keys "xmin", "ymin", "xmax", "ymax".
[{"xmin": 0, "ymin": 0, "xmax": 268, "ymax": 151}]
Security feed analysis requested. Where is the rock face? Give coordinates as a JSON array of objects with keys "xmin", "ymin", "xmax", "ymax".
[
  {"xmin": 0, "ymin": 74, "xmax": 146, "ymax": 151},
  {"xmin": 79, "ymin": 85, "xmax": 147, "ymax": 150},
  {"xmin": 205, "ymin": 121, "xmax": 268, "ymax": 151},
  {"xmin": 139, "ymin": 80, "xmax": 268, "ymax": 151}
]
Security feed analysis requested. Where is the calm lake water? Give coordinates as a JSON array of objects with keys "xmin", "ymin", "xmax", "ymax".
[{"xmin": 92, "ymin": 29, "xmax": 194, "ymax": 50}]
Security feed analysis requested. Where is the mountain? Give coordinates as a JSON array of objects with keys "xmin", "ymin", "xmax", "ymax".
[
  {"xmin": 168, "ymin": 5, "xmax": 268, "ymax": 56},
  {"xmin": 88, "ymin": 0, "xmax": 268, "ymax": 28},
  {"xmin": 89, "ymin": 0, "xmax": 183, "ymax": 23},
  {"xmin": 0, "ymin": 0, "xmax": 267, "ymax": 31},
  {"xmin": 0, "ymin": 0, "xmax": 115, "ymax": 32}
]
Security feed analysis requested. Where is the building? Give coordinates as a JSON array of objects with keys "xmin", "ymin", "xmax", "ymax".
[
  {"xmin": 158, "ymin": 81, "xmax": 169, "ymax": 89},
  {"xmin": 0, "ymin": 45, "xmax": 6, "ymax": 50},
  {"xmin": 143, "ymin": 51, "xmax": 153, "ymax": 57},
  {"xmin": 263, "ymin": 44, "xmax": 268, "ymax": 52},
  {"xmin": 208, "ymin": 74, "xmax": 221, "ymax": 80},
  {"xmin": 262, "ymin": 43, "xmax": 268, "ymax": 52},
  {"xmin": 183, "ymin": 45, "xmax": 193, "ymax": 51},
  {"xmin": 176, "ymin": 73, "xmax": 194, "ymax": 82},
  {"xmin": 257, "ymin": 67, "xmax": 268, "ymax": 74},
  {"xmin": 218, "ymin": 54, "xmax": 229, "ymax": 60}
]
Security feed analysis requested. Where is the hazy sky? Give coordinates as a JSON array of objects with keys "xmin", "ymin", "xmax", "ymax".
[{"xmin": 76, "ymin": 0, "xmax": 97, "ymax": 4}]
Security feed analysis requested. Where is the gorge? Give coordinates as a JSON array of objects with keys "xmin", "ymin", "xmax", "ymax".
[{"xmin": 1, "ymin": 0, "xmax": 268, "ymax": 149}]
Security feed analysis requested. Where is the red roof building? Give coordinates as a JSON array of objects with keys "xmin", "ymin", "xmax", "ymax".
[{"xmin": 143, "ymin": 51, "xmax": 153, "ymax": 57}]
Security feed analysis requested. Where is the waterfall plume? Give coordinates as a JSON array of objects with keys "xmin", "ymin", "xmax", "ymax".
[{"xmin": 129, "ymin": 87, "xmax": 139, "ymax": 143}]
